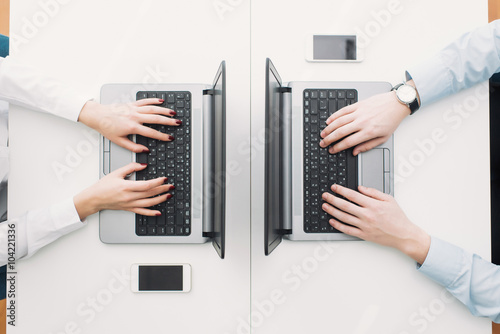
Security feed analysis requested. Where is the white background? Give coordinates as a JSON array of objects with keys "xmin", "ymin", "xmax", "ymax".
[
  {"xmin": 9, "ymin": 0, "xmax": 250, "ymax": 333},
  {"xmin": 250, "ymin": 0, "xmax": 491, "ymax": 333},
  {"xmin": 7, "ymin": 0, "xmax": 492, "ymax": 333}
]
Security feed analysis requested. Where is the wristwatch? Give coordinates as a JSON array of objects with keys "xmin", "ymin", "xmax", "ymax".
[{"xmin": 392, "ymin": 82, "xmax": 420, "ymax": 115}]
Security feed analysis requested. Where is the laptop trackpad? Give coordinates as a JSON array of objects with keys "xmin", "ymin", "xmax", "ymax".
[
  {"xmin": 359, "ymin": 149, "xmax": 384, "ymax": 192},
  {"xmin": 110, "ymin": 141, "xmax": 133, "ymax": 173}
]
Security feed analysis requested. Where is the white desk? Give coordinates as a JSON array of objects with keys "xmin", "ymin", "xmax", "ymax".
[
  {"xmin": 8, "ymin": 1, "xmax": 250, "ymax": 333},
  {"xmin": 7, "ymin": 0, "xmax": 492, "ymax": 333},
  {"xmin": 250, "ymin": 0, "xmax": 491, "ymax": 333}
]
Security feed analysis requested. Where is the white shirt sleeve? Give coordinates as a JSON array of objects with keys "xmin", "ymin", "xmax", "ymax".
[
  {"xmin": 0, "ymin": 56, "xmax": 91, "ymax": 122},
  {"xmin": 0, "ymin": 198, "xmax": 86, "ymax": 266},
  {"xmin": 408, "ymin": 19, "xmax": 500, "ymax": 107},
  {"xmin": 0, "ymin": 55, "xmax": 93, "ymax": 264},
  {"xmin": 418, "ymin": 237, "xmax": 500, "ymax": 323}
]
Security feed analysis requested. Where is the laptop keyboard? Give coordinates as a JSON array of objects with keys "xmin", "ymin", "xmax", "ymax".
[
  {"xmin": 303, "ymin": 89, "xmax": 357, "ymax": 233},
  {"xmin": 135, "ymin": 91, "xmax": 191, "ymax": 236}
]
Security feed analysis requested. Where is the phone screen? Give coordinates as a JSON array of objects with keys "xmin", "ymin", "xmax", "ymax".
[
  {"xmin": 138, "ymin": 265, "xmax": 183, "ymax": 291},
  {"xmin": 313, "ymin": 35, "xmax": 357, "ymax": 60}
]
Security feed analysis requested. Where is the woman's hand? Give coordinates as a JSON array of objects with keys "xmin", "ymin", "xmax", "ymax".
[
  {"xmin": 78, "ymin": 98, "xmax": 180, "ymax": 153},
  {"xmin": 321, "ymin": 184, "xmax": 431, "ymax": 264},
  {"xmin": 319, "ymin": 91, "xmax": 410, "ymax": 156},
  {"xmin": 74, "ymin": 163, "xmax": 173, "ymax": 220}
]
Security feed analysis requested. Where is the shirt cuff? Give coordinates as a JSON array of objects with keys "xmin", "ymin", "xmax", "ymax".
[
  {"xmin": 417, "ymin": 236, "xmax": 469, "ymax": 289},
  {"xmin": 25, "ymin": 197, "xmax": 86, "ymax": 258},
  {"xmin": 407, "ymin": 53, "xmax": 452, "ymax": 107}
]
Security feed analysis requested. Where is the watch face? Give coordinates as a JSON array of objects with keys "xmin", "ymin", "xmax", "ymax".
[{"xmin": 397, "ymin": 85, "xmax": 417, "ymax": 104}]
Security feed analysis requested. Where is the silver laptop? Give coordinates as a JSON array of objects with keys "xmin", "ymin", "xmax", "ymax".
[
  {"xmin": 99, "ymin": 61, "xmax": 226, "ymax": 259},
  {"xmin": 265, "ymin": 58, "xmax": 393, "ymax": 255}
]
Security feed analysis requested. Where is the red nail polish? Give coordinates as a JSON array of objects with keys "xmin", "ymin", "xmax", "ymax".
[
  {"xmin": 159, "ymin": 99, "xmax": 164, "ymax": 103},
  {"xmin": 140, "ymin": 163, "xmax": 148, "ymax": 166},
  {"xmin": 163, "ymin": 177, "xmax": 169, "ymax": 183},
  {"xmin": 171, "ymin": 111, "xmax": 177, "ymax": 116},
  {"xmin": 142, "ymin": 149, "xmax": 150, "ymax": 153},
  {"xmin": 170, "ymin": 185, "xmax": 176, "ymax": 190},
  {"xmin": 168, "ymin": 135, "xmax": 175, "ymax": 141},
  {"xmin": 156, "ymin": 212, "xmax": 162, "ymax": 216},
  {"xmin": 167, "ymin": 194, "xmax": 173, "ymax": 199},
  {"xmin": 175, "ymin": 120, "xmax": 182, "ymax": 125}
]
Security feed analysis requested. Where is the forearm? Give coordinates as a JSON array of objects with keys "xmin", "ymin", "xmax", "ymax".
[
  {"xmin": 418, "ymin": 237, "xmax": 500, "ymax": 322},
  {"xmin": 0, "ymin": 198, "xmax": 85, "ymax": 265},
  {"xmin": 0, "ymin": 56, "xmax": 90, "ymax": 122},
  {"xmin": 408, "ymin": 20, "xmax": 500, "ymax": 107}
]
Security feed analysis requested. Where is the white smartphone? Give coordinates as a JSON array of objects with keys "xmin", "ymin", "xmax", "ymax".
[
  {"xmin": 130, "ymin": 263, "xmax": 191, "ymax": 293},
  {"xmin": 306, "ymin": 34, "xmax": 363, "ymax": 62}
]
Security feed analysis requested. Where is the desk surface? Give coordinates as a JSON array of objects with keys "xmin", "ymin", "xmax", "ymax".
[
  {"xmin": 8, "ymin": 1, "xmax": 250, "ymax": 333},
  {"xmin": 7, "ymin": 0, "xmax": 491, "ymax": 333},
  {"xmin": 250, "ymin": 0, "xmax": 491, "ymax": 333}
]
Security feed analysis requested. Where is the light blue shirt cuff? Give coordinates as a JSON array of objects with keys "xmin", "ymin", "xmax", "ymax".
[{"xmin": 417, "ymin": 236, "xmax": 467, "ymax": 288}]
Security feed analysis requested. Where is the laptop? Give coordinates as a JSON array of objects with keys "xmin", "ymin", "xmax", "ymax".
[
  {"xmin": 264, "ymin": 58, "xmax": 393, "ymax": 255},
  {"xmin": 99, "ymin": 61, "xmax": 226, "ymax": 259}
]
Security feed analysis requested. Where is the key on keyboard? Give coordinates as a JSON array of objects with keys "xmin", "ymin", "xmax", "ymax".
[
  {"xmin": 135, "ymin": 91, "xmax": 191, "ymax": 236},
  {"xmin": 303, "ymin": 89, "xmax": 357, "ymax": 233}
]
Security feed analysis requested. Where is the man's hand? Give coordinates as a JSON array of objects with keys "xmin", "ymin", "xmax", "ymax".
[
  {"xmin": 319, "ymin": 91, "xmax": 410, "ymax": 155},
  {"xmin": 321, "ymin": 184, "xmax": 430, "ymax": 264},
  {"xmin": 78, "ymin": 99, "xmax": 180, "ymax": 153}
]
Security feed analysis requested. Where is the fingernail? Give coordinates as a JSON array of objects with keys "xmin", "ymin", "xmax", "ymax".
[
  {"xmin": 331, "ymin": 184, "xmax": 337, "ymax": 190},
  {"xmin": 163, "ymin": 177, "xmax": 168, "ymax": 183},
  {"xmin": 170, "ymin": 185, "xmax": 175, "ymax": 190},
  {"xmin": 142, "ymin": 149, "xmax": 150, "ymax": 153},
  {"xmin": 319, "ymin": 140, "xmax": 324, "ymax": 147},
  {"xmin": 168, "ymin": 135, "xmax": 175, "ymax": 141},
  {"xmin": 140, "ymin": 163, "xmax": 148, "ymax": 166},
  {"xmin": 159, "ymin": 99, "xmax": 164, "ymax": 103},
  {"xmin": 320, "ymin": 131, "xmax": 325, "ymax": 137},
  {"xmin": 167, "ymin": 194, "xmax": 173, "ymax": 199},
  {"xmin": 175, "ymin": 120, "xmax": 182, "ymax": 125},
  {"xmin": 156, "ymin": 212, "xmax": 162, "ymax": 216},
  {"xmin": 170, "ymin": 111, "xmax": 177, "ymax": 116}
]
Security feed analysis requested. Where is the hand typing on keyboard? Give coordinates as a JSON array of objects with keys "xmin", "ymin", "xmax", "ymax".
[
  {"xmin": 319, "ymin": 91, "xmax": 409, "ymax": 156},
  {"xmin": 321, "ymin": 184, "xmax": 430, "ymax": 265},
  {"xmin": 74, "ymin": 162, "xmax": 174, "ymax": 220},
  {"xmin": 78, "ymin": 98, "xmax": 181, "ymax": 153}
]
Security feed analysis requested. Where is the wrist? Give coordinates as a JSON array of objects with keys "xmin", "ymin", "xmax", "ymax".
[
  {"xmin": 74, "ymin": 187, "xmax": 101, "ymax": 221},
  {"xmin": 78, "ymin": 100, "xmax": 102, "ymax": 131},
  {"xmin": 398, "ymin": 226, "xmax": 431, "ymax": 265},
  {"xmin": 391, "ymin": 90, "xmax": 412, "ymax": 116}
]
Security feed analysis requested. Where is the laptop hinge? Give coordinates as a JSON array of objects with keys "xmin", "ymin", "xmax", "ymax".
[
  {"xmin": 278, "ymin": 87, "xmax": 292, "ymax": 93},
  {"xmin": 281, "ymin": 89, "xmax": 293, "ymax": 232},
  {"xmin": 278, "ymin": 229, "xmax": 292, "ymax": 235},
  {"xmin": 203, "ymin": 232, "xmax": 215, "ymax": 238},
  {"xmin": 202, "ymin": 91, "xmax": 215, "ymax": 235}
]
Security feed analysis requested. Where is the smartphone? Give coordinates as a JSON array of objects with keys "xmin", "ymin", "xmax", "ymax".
[
  {"xmin": 306, "ymin": 34, "xmax": 363, "ymax": 62},
  {"xmin": 130, "ymin": 264, "xmax": 191, "ymax": 293}
]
